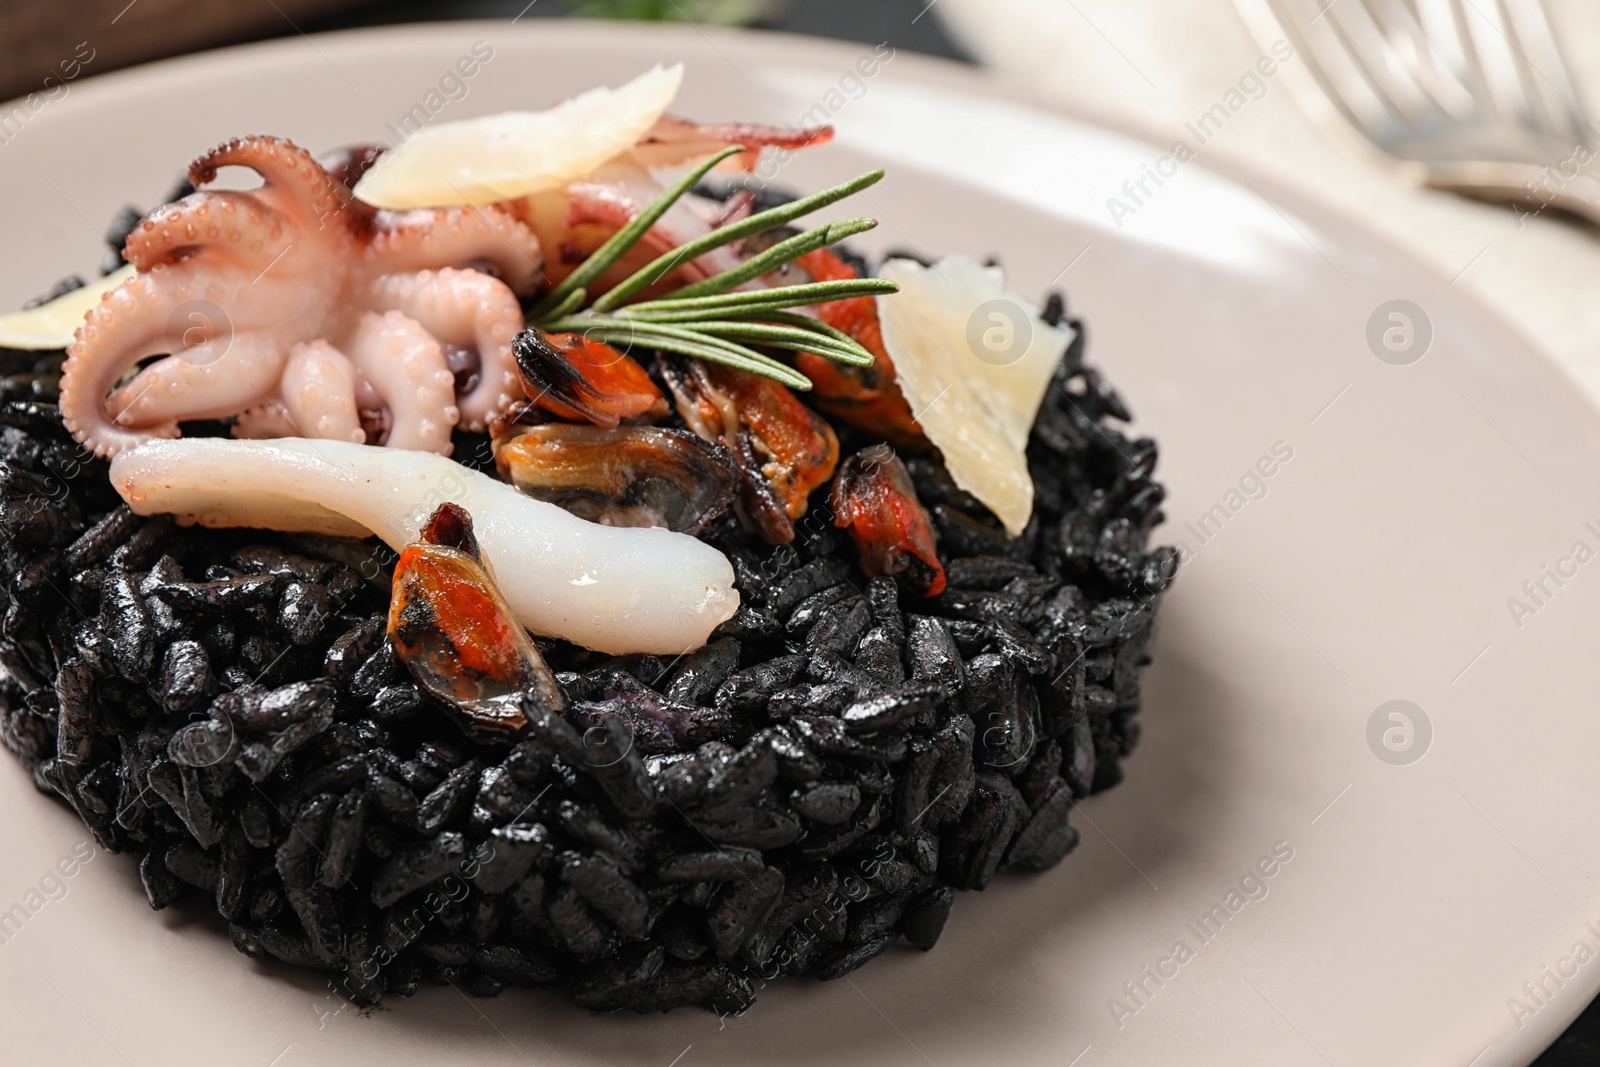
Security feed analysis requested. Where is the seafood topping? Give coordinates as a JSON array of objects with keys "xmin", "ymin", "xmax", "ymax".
[
  {"xmin": 518, "ymin": 158, "xmax": 746, "ymax": 297},
  {"xmin": 832, "ymin": 445, "xmax": 947, "ymax": 597},
  {"xmin": 792, "ymin": 247, "xmax": 924, "ymax": 449},
  {"xmin": 109, "ymin": 438, "xmax": 740, "ymax": 655},
  {"xmin": 629, "ymin": 114, "xmax": 835, "ymax": 172},
  {"xmin": 661, "ymin": 357, "xmax": 839, "ymax": 545},
  {"xmin": 316, "ymin": 143, "xmax": 387, "ymax": 192},
  {"xmin": 515, "ymin": 121, "xmax": 834, "ymax": 298},
  {"xmin": 389, "ymin": 502, "xmax": 565, "ymax": 740},
  {"xmin": 58, "ymin": 134, "xmax": 543, "ymax": 459},
  {"xmin": 513, "ymin": 329, "xmax": 667, "ymax": 427},
  {"xmin": 714, "ymin": 365, "xmax": 839, "ymax": 520},
  {"xmin": 493, "ymin": 422, "xmax": 737, "ymax": 535},
  {"xmin": 416, "ymin": 495, "xmax": 478, "ymax": 554}
]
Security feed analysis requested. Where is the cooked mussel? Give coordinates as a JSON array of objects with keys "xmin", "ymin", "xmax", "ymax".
[
  {"xmin": 493, "ymin": 422, "xmax": 738, "ymax": 535},
  {"xmin": 832, "ymin": 444, "xmax": 946, "ymax": 597},
  {"xmin": 513, "ymin": 328, "xmax": 668, "ymax": 427},
  {"xmin": 387, "ymin": 502, "xmax": 565, "ymax": 740},
  {"xmin": 791, "ymin": 247, "xmax": 924, "ymax": 449},
  {"xmin": 659, "ymin": 356, "xmax": 839, "ymax": 545}
]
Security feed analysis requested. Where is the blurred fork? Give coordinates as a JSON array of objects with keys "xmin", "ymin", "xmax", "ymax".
[{"xmin": 1231, "ymin": 0, "xmax": 1600, "ymax": 222}]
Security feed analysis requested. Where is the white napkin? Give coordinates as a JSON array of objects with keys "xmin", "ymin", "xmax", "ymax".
[{"xmin": 937, "ymin": 0, "xmax": 1600, "ymax": 403}]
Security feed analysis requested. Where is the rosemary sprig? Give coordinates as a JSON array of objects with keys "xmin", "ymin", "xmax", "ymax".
[
  {"xmin": 589, "ymin": 168, "xmax": 886, "ymax": 312},
  {"xmin": 528, "ymin": 145, "xmax": 744, "ymax": 320},
  {"xmin": 545, "ymin": 315, "xmax": 873, "ymax": 369},
  {"xmin": 527, "ymin": 146, "xmax": 896, "ymax": 389},
  {"xmin": 612, "ymin": 308, "xmax": 866, "ymax": 352}
]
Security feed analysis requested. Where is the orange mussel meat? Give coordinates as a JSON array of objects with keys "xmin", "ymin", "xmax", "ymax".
[
  {"xmin": 832, "ymin": 445, "xmax": 946, "ymax": 597},
  {"xmin": 661, "ymin": 357, "xmax": 839, "ymax": 545},
  {"xmin": 717, "ymin": 365, "xmax": 839, "ymax": 519},
  {"xmin": 791, "ymin": 247, "xmax": 924, "ymax": 449},
  {"xmin": 513, "ymin": 329, "xmax": 668, "ymax": 428},
  {"xmin": 388, "ymin": 503, "xmax": 564, "ymax": 740}
]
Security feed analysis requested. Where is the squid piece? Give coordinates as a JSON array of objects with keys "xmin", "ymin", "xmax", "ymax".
[
  {"xmin": 108, "ymin": 437, "xmax": 739, "ymax": 655},
  {"xmin": 389, "ymin": 502, "xmax": 564, "ymax": 740},
  {"xmin": 832, "ymin": 445, "xmax": 946, "ymax": 597}
]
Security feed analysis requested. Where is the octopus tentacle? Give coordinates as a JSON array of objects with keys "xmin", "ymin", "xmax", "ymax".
[
  {"xmin": 365, "ymin": 269, "xmax": 523, "ymax": 433},
  {"xmin": 189, "ymin": 135, "xmax": 347, "ymax": 235},
  {"xmin": 280, "ymin": 341, "xmax": 366, "ymax": 443},
  {"xmin": 107, "ymin": 332, "xmax": 285, "ymax": 428},
  {"xmin": 368, "ymin": 206, "xmax": 544, "ymax": 295},
  {"xmin": 317, "ymin": 144, "xmax": 386, "ymax": 193},
  {"xmin": 237, "ymin": 340, "xmax": 366, "ymax": 444},
  {"xmin": 124, "ymin": 191, "xmax": 288, "ymax": 272},
  {"xmin": 233, "ymin": 401, "xmax": 298, "ymax": 440},
  {"xmin": 60, "ymin": 269, "xmax": 197, "ymax": 457},
  {"xmin": 343, "ymin": 311, "xmax": 457, "ymax": 454}
]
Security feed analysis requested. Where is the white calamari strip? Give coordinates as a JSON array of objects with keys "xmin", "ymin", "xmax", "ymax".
[{"xmin": 109, "ymin": 437, "xmax": 739, "ymax": 655}]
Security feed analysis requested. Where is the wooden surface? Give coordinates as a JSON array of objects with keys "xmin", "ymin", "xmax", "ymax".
[{"xmin": 0, "ymin": 0, "xmax": 376, "ymax": 103}]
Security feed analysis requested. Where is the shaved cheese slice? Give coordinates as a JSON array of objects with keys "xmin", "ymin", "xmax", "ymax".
[
  {"xmin": 353, "ymin": 64, "xmax": 683, "ymax": 209},
  {"xmin": 876, "ymin": 255, "xmax": 1074, "ymax": 536},
  {"xmin": 0, "ymin": 265, "xmax": 135, "ymax": 350}
]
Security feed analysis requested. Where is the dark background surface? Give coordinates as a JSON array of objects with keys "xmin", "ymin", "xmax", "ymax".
[
  {"xmin": 9, "ymin": 0, "xmax": 1597, "ymax": 1059},
  {"xmin": 306, "ymin": 0, "xmax": 975, "ymax": 62}
]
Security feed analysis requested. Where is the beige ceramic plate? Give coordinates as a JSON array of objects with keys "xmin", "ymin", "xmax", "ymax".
[{"xmin": 2, "ymin": 20, "xmax": 1598, "ymax": 1067}]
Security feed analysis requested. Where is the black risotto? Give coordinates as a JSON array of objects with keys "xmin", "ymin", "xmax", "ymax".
[{"xmin": 0, "ymin": 253, "xmax": 1173, "ymax": 1014}]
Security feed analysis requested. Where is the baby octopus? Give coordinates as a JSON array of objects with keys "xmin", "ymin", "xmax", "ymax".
[{"xmin": 59, "ymin": 135, "xmax": 544, "ymax": 458}]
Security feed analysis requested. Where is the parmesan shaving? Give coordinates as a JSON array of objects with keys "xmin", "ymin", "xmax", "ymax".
[
  {"xmin": 876, "ymin": 254, "xmax": 1074, "ymax": 535},
  {"xmin": 0, "ymin": 266, "xmax": 135, "ymax": 350},
  {"xmin": 353, "ymin": 64, "xmax": 684, "ymax": 209}
]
